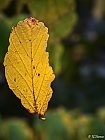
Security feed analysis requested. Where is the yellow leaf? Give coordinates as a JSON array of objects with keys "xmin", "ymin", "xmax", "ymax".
[{"xmin": 3, "ymin": 17, "xmax": 55, "ymax": 120}]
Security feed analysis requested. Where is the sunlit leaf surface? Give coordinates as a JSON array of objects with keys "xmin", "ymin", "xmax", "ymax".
[{"xmin": 4, "ymin": 17, "xmax": 55, "ymax": 120}]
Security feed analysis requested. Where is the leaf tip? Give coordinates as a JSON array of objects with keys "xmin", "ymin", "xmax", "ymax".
[{"xmin": 39, "ymin": 114, "xmax": 46, "ymax": 120}]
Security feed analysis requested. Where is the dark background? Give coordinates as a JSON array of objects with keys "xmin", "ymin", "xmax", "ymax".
[{"xmin": 0, "ymin": 0, "xmax": 105, "ymax": 140}]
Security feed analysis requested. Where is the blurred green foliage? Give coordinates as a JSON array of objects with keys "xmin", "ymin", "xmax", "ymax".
[
  {"xmin": 0, "ymin": 0, "xmax": 77, "ymax": 76},
  {"xmin": 0, "ymin": 118, "xmax": 34, "ymax": 140},
  {"xmin": 0, "ymin": 0, "xmax": 11, "ymax": 11},
  {"xmin": 0, "ymin": 0, "xmax": 105, "ymax": 140},
  {"xmin": 0, "ymin": 15, "xmax": 10, "ymax": 62},
  {"xmin": 0, "ymin": 107, "xmax": 105, "ymax": 140}
]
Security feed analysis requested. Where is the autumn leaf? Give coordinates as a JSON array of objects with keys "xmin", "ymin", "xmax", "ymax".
[{"xmin": 3, "ymin": 17, "xmax": 55, "ymax": 120}]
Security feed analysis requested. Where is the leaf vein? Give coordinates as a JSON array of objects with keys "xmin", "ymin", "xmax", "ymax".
[
  {"xmin": 33, "ymin": 34, "xmax": 44, "ymax": 59},
  {"xmin": 14, "ymin": 28, "xmax": 31, "ymax": 58},
  {"xmin": 11, "ymin": 39, "xmax": 31, "ymax": 78},
  {"xmin": 6, "ymin": 72, "xmax": 35, "ymax": 112},
  {"xmin": 35, "ymin": 62, "xmax": 47, "ymax": 101},
  {"xmin": 7, "ymin": 57, "xmax": 32, "ymax": 93}
]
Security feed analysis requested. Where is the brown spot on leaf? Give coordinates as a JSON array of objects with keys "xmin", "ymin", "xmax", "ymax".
[
  {"xmin": 38, "ymin": 73, "xmax": 40, "ymax": 76},
  {"xmin": 33, "ymin": 66, "xmax": 35, "ymax": 69},
  {"xmin": 25, "ymin": 17, "xmax": 38, "ymax": 25},
  {"xmin": 14, "ymin": 78, "xmax": 16, "ymax": 82}
]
